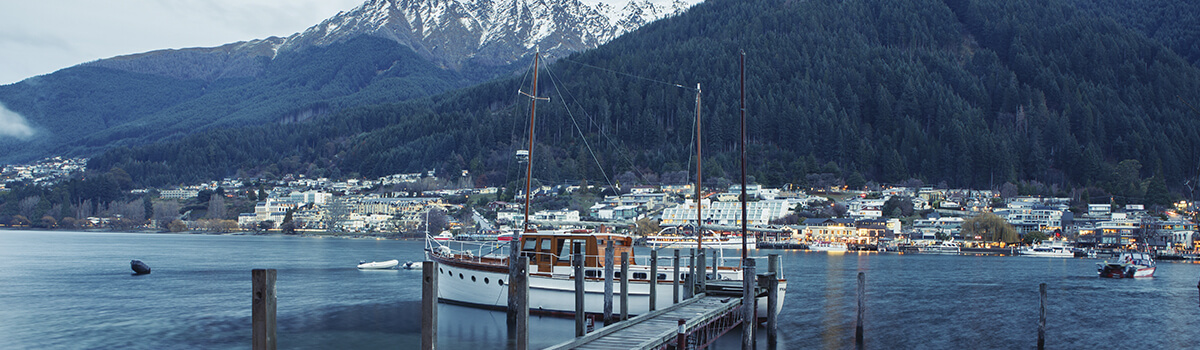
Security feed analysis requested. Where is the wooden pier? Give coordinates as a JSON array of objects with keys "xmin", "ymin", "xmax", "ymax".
[{"xmin": 544, "ymin": 294, "xmax": 744, "ymax": 350}]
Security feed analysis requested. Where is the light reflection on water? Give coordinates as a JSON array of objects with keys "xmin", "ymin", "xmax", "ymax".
[{"xmin": 1, "ymin": 231, "xmax": 1198, "ymax": 349}]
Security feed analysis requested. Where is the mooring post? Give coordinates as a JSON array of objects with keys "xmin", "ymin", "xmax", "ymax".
[
  {"xmin": 513, "ymin": 257, "xmax": 529, "ymax": 350},
  {"xmin": 507, "ymin": 240, "xmax": 520, "ymax": 325},
  {"xmin": 741, "ymin": 259, "xmax": 755, "ymax": 350},
  {"xmin": 686, "ymin": 249, "xmax": 695, "ymax": 299},
  {"xmin": 676, "ymin": 318, "xmax": 687, "ymax": 350},
  {"xmin": 650, "ymin": 250, "xmax": 658, "ymax": 311},
  {"xmin": 421, "ymin": 262, "xmax": 438, "ymax": 350},
  {"xmin": 251, "ymin": 269, "xmax": 276, "ymax": 350},
  {"xmin": 604, "ymin": 239, "xmax": 614, "ymax": 325},
  {"xmin": 767, "ymin": 272, "xmax": 778, "ymax": 350},
  {"xmin": 1039, "ymin": 283, "xmax": 1047, "ymax": 350},
  {"xmin": 698, "ymin": 249, "xmax": 707, "ymax": 293},
  {"xmin": 856, "ymin": 272, "xmax": 865, "ymax": 348},
  {"xmin": 673, "ymin": 249, "xmax": 681, "ymax": 303},
  {"xmin": 620, "ymin": 252, "xmax": 630, "ymax": 321},
  {"xmin": 574, "ymin": 242, "xmax": 585, "ymax": 337},
  {"xmin": 768, "ymin": 254, "xmax": 780, "ymax": 279}
]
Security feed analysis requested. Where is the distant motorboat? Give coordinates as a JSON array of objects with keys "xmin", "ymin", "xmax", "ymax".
[
  {"xmin": 1097, "ymin": 252, "xmax": 1156, "ymax": 278},
  {"xmin": 401, "ymin": 261, "xmax": 421, "ymax": 269},
  {"xmin": 357, "ymin": 259, "xmax": 399, "ymax": 269},
  {"xmin": 130, "ymin": 260, "xmax": 151, "ymax": 275}
]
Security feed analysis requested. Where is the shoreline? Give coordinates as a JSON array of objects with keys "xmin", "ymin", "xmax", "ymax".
[{"xmin": 0, "ymin": 227, "xmax": 428, "ymax": 241}]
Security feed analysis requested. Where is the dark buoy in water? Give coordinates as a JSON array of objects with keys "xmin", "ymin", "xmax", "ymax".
[{"xmin": 131, "ymin": 260, "xmax": 151, "ymax": 275}]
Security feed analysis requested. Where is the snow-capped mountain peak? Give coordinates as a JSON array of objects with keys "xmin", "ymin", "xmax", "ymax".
[{"xmin": 281, "ymin": 0, "xmax": 701, "ymax": 69}]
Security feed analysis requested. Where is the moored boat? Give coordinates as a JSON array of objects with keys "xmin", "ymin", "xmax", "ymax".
[
  {"xmin": 1019, "ymin": 240, "xmax": 1074, "ymax": 258},
  {"xmin": 645, "ymin": 232, "xmax": 757, "ymax": 249},
  {"xmin": 808, "ymin": 241, "xmax": 848, "ymax": 252},
  {"xmin": 917, "ymin": 241, "xmax": 961, "ymax": 255},
  {"xmin": 426, "ymin": 230, "xmax": 786, "ymax": 319},
  {"xmin": 1097, "ymin": 252, "xmax": 1155, "ymax": 278}
]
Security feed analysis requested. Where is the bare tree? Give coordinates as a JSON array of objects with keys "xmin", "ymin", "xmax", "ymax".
[
  {"xmin": 153, "ymin": 201, "xmax": 183, "ymax": 229},
  {"xmin": 18, "ymin": 196, "xmax": 40, "ymax": 219},
  {"xmin": 207, "ymin": 195, "xmax": 227, "ymax": 219}
]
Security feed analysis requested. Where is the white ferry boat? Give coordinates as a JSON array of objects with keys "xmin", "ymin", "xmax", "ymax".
[
  {"xmin": 917, "ymin": 241, "xmax": 961, "ymax": 255},
  {"xmin": 644, "ymin": 232, "xmax": 757, "ymax": 249},
  {"xmin": 808, "ymin": 241, "xmax": 848, "ymax": 252},
  {"xmin": 1019, "ymin": 240, "xmax": 1073, "ymax": 258}
]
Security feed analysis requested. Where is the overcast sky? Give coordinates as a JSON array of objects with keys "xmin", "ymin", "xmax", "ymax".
[{"xmin": 0, "ymin": 0, "xmax": 673, "ymax": 86}]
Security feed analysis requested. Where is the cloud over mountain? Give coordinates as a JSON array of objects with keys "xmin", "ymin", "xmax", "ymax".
[{"xmin": 0, "ymin": 103, "xmax": 35, "ymax": 140}]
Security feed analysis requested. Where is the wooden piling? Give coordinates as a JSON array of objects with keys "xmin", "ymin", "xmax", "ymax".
[
  {"xmin": 513, "ymin": 257, "xmax": 529, "ymax": 350},
  {"xmin": 649, "ymin": 250, "xmax": 658, "ymax": 311},
  {"xmin": 698, "ymin": 249, "xmax": 707, "ymax": 293},
  {"xmin": 252, "ymin": 269, "xmax": 276, "ymax": 350},
  {"xmin": 856, "ymin": 272, "xmax": 865, "ymax": 348},
  {"xmin": 604, "ymin": 239, "xmax": 614, "ymax": 325},
  {"xmin": 507, "ymin": 240, "xmax": 521, "ymax": 325},
  {"xmin": 767, "ymin": 272, "xmax": 778, "ymax": 350},
  {"xmin": 741, "ymin": 259, "xmax": 755, "ymax": 350},
  {"xmin": 421, "ymin": 262, "xmax": 437, "ymax": 350},
  {"xmin": 620, "ymin": 252, "xmax": 629, "ymax": 321},
  {"xmin": 673, "ymin": 249, "xmax": 681, "ymax": 303},
  {"xmin": 1038, "ymin": 283, "xmax": 1046, "ymax": 350},
  {"xmin": 574, "ymin": 242, "xmax": 585, "ymax": 337}
]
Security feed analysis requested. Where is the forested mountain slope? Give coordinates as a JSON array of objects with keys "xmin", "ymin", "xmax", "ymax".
[{"xmin": 92, "ymin": 0, "xmax": 1200, "ymax": 202}]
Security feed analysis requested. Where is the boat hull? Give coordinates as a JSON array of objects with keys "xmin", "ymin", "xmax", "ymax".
[{"xmin": 429, "ymin": 254, "xmax": 785, "ymax": 318}]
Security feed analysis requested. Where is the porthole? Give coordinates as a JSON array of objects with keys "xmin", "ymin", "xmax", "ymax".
[
  {"xmin": 499, "ymin": 279, "xmax": 505, "ymax": 286},
  {"xmin": 471, "ymin": 276, "xmax": 477, "ymax": 282},
  {"xmin": 484, "ymin": 277, "xmax": 490, "ymax": 284},
  {"xmin": 439, "ymin": 268, "xmax": 443, "ymax": 273},
  {"xmin": 459, "ymin": 273, "xmax": 464, "ymax": 279},
  {"xmin": 447, "ymin": 270, "xmax": 453, "ymax": 276}
]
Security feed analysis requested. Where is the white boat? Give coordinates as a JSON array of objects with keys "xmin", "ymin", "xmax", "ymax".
[
  {"xmin": 917, "ymin": 241, "xmax": 961, "ymax": 255},
  {"xmin": 1019, "ymin": 240, "xmax": 1074, "ymax": 258},
  {"xmin": 401, "ymin": 261, "xmax": 421, "ymax": 269},
  {"xmin": 427, "ymin": 230, "xmax": 786, "ymax": 319},
  {"xmin": 808, "ymin": 241, "xmax": 848, "ymax": 252},
  {"xmin": 357, "ymin": 259, "xmax": 399, "ymax": 269},
  {"xmin": 645, "ymin": 232, "xmax": 757, "ymax": 250},
  {"xmin": 1097, "ymin": 252, "xmax": 1155, "ymax": 278},
  {"xmin": 433, "ymin": 232, "xmax": 453, "ymax": 242}
]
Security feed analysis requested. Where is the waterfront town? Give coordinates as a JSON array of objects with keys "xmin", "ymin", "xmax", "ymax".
[{"xmin": 2, "ymin": 157, "xmax": 1198, "ymax": 255}]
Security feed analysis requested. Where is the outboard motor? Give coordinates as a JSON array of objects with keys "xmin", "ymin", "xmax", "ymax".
[{"xmin": 131, "ymin": 260, "xmax": 151, "ymax": 275}]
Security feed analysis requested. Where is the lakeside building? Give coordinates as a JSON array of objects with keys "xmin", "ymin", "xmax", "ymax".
[
  {"xmin": 160, "ymin": 189, "xmax": 199, "ymax": 199},
  {"xmin": 995, "ymin": 202, "xmax": 1066, "ymax": 235},
  {"xmin": 659, "ymin": 199, "xmax": 792, "ymax": 227}
]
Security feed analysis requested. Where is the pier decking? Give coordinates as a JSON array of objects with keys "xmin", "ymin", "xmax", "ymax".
[{"xmin": 545, "ymin": 294, "xmax": 744, "ymax": 350}]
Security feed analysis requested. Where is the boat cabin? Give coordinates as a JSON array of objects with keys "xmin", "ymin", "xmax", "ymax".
[{"xmin": 518, "ymin": 232, "xmax": 634, "ymax": 274}]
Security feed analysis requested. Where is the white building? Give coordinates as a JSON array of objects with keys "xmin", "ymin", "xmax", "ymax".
[
  {"xmin": 288, "ymin": 190, "xmax": 331, "ymax": 205},
  {"xmin": 160, "ymin": 189, "xmax": 199, "ymax": 199},
  {"xmin": 660, "ymin": 199, "xmax": 792, "ymax": 227}
]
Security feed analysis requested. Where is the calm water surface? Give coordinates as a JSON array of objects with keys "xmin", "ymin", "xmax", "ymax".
[{"xmin": 1, "ymin": 230, "xmax": 1197, "ymax": 349}]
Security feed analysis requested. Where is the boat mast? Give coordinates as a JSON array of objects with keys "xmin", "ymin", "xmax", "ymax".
[
  {"xmin": 521, "ymin": 52, "xmax": 548, "ymax": 234},
  {"xmin": 695, "ymin": 83, "xmax": 703, "ymax": 253},
  {"xmin": 739, "ymin": 51, "xmax": 748, "ymax": 259}
]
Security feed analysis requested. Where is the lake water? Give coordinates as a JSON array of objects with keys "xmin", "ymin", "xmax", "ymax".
[{"xmin": 1, "ymin": 230, "xmax": 1197, "ymax": 349}]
